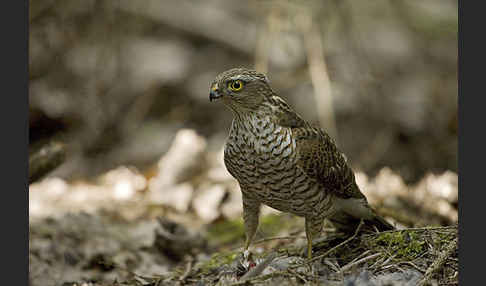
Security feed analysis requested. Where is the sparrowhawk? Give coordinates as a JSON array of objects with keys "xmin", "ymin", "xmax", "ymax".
[{"xmin": 209, "ymin": 68, "xmax": 394, "ymax": 258}]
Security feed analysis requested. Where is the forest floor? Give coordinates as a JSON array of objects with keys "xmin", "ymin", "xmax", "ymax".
[{"xmin": 29, "ymin": 130, "xmax": 458, "ymax": 286}]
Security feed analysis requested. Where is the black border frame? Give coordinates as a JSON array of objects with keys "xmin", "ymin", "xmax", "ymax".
[
  {"xmin": 20, "ymin": 0, "xmax": 466, "ymax": 284},
  {"xmin": 4, "ymin": 0, "xmax": 28, "ymax": 284}
]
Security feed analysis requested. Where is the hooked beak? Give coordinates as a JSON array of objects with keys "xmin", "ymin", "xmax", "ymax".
[{"xmin": 209, "ymin": 84, "xmax": 223, "ymax": 102}]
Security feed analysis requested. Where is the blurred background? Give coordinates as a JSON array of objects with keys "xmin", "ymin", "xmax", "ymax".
[
  {"xmin": 29, "ymin": 0, "xmax": 458, "ymax": 285},
  {"xmin": 29, "ymin": 0, "xmax": 457, "ymax": 183}
]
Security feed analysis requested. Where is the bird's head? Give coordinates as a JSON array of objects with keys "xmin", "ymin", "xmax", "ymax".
[{"xmin": 209, "ymin": 68, "xmax": 272, "ymax": 113}]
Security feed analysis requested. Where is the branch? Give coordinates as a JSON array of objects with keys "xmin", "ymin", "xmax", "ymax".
[
  {"xmin": 297, "ymin": 10, "xmax": 339, "ymax": 144},
  {"xmin": 29, "ymin": 141, "xmax": 66, "ymax": 184}
]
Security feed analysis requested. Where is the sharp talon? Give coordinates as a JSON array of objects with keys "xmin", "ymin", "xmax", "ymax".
[{"xmin": 243, "ymin": 249, "xmax": 251, "ymax": 261}]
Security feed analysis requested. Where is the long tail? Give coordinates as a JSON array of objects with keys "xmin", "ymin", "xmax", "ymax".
[
  {"xmin": 329, "ymin": 204, "xmax": 394, "ymax": 234},
  {"xmin": 368, "ymin": 213, "xmax": 394, "ymax": 231},
  {"xmin": 329, "ymin": 213, "xmax": 394, "ymax": 234}
]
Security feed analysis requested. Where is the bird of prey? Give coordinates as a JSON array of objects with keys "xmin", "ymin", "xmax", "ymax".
[{"xmin": 209, "ymin": 68, "xmax": 393, "ymax": 258}]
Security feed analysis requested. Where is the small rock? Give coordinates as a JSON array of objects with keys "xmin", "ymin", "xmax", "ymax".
[
  {"xmin": 100, "ymin": 166, "xmax": 147, "ymax": 201},
  {"xmin": 372, "ymin": 167, "xmax": 408, "ymax": 198},
  {"xmin": 192, "ymin": 185, "xmax": 226, "ymax": 222},
  {"xmin": 422, "ymin": 171, "xmax": 458, "ymax": 203},
  {"xmin": 154, "ymin": 217, "xmax": 206, "ymax": 261},
  {"xmin": 150, "ymin": 129, "xmax": 207, "ymax": 189},
  {"xmin": 149, "ymin": 183, "xmax": 194, "ymax": 213},
  {"xmin": 30, "ymin": 177, "xmax": 69, "ymax": 197}
]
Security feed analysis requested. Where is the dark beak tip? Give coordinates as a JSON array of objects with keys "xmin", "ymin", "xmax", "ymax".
[{"xmin": 209, "ymin": 90, "xmax": 222, "ymax": 102}]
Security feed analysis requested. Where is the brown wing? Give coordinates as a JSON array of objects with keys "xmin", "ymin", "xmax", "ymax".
[
  {"xmin": 278, "ymin": 115, "xmax": 364, "ymax": 199},
  {"xmin": 271, "ymin": 96, "xmax": 364, "ymax": 199},
  {"xmin": 293, "ymin": 126, "xmax": 364, "ymax": 199}
]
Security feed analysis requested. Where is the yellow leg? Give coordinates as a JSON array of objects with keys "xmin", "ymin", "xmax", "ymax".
[
  {"xmin": 244, "ymin": 236, "xmax": 252, "ymax": 250},
  {"xmin": 307, "ymin": 237, "xmax": 313, "ymax": 259},
  {"xmin": 242, "ymin": 195, "xmax": 260, "ymax": 251},
  {"xmin": 305, "ymin": 217, "xmax": 324, "ymax": 259}
]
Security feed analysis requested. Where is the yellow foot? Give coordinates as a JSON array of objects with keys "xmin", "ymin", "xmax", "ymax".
[{"xmin": 243, "ymin": 249, "xmax": 252, "ymax": 261}]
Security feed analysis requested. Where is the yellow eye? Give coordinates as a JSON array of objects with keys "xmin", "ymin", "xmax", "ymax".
[{"xmin": 229, "ymin": 80, "xmax": 244, "ymax": 91}]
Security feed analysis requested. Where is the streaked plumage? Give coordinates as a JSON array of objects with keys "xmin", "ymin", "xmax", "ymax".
[{"xmin": 210, "ymin": 68, "xmax": 394, "ymax": 258}]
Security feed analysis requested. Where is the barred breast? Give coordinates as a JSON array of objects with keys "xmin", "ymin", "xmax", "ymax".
[{"xmin": 224, "ymin": 113, "xmax": 333, "ymax": 218}]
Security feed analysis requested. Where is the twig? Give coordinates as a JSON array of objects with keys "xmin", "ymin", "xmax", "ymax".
[
  {"xmin": 339, "ymin": 252, "xmax": 382, "ymax": 273},
  {"xmin": 180, "ymin": 259, "xmax": 193, "ymax": 282},
  {"xmin": 323, "ymin": 259, "xmax": 341, "ymax": 273},
  {"xmin": 369, "ymin": 255, "xmax": 389, "ymax": 271},
  {"xmin": 399, "ymin": 261, "xmax": 427, "ymax": 274},
  {"xmin": 362, "ymin": 225, "xmax": 457, "ymax": 238},
  {"xmin": 417, "ymin": 237, "xmax": 457, "ymax": 286},
  {"xmin": 287, "ymin": 268, "xmax": 311, "ymax": 284},
  {"xmin": 348, "ymin": 249, "xmax": 371, "ymax": 265},
  {"xmin": 297, "ymin": 9, "xmax": 339, "ymax": 144},
  {"xmin": 291, "ymin": 219, "xmax": 364, "ymax": 268},
  {"xmin": 373, "ymin": 253, "xmax": 396, "ymax": 270},
  {"xmin": 254, "ymin": 5, "xmax": 279, "ymax": 73}
]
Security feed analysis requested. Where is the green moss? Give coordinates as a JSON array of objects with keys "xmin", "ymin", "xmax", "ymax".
[
  {"xmin": 374, "ymin": 231, "xmax": 425, "ymax": 259},
  {"xmin": 259, "ymin": 214, "xmax": 290, "ymax": 237},
  {"xmin": 206, "ymin": 214, "xmax": 293, "ymax": 247},
  {"xmin": 197, "ymin": 251, "xmax": 239, "ymax": 275},
  {"xmin": 207, "ymin": 219, "xmax": 245, "ymax": 246}
]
